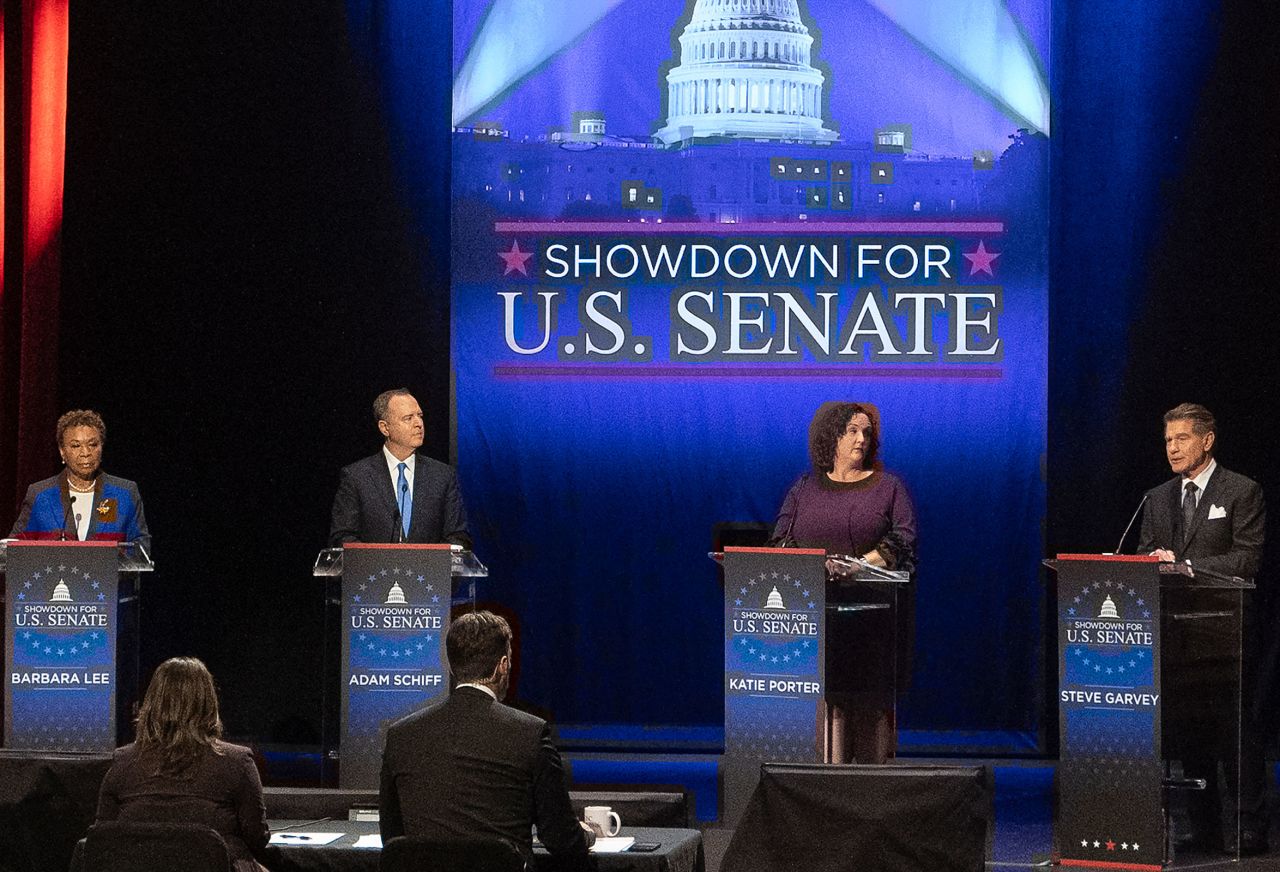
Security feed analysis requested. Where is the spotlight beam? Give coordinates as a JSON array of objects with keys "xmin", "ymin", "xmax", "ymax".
[
  {"xmin": 452, "ymin": 0, "xmax": 627, "ymax": 128},
  {"xmin": 864, "ymin": 0, "xmax": 1050, "ymax": 134}
]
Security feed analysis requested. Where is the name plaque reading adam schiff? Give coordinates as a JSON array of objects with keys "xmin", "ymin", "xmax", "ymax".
[
  {"xmin": 340, "ymin": 543, "xmax": 453, "ymax": 788},
  {"xmin": 4, "ymin": 541, "xmax": 119, "ymax": 750}
]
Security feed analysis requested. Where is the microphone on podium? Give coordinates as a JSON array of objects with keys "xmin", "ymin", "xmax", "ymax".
[
  {"xmin": 62, "ymin": 495, "xmax": 77, "ymax": 541},
  {"xmin": 1112, "ymin": 494, "xmax": 1148, "ymax": 555}
]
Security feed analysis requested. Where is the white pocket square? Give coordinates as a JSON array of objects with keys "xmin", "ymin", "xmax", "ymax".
[{"xmin": 1207, "ymin": 504, "xmax": 1227, "ymax": 520}]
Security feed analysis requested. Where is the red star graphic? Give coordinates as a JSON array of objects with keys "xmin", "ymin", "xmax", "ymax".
[
  {"xmin": 962, "ymin": 240, "xmax": 1001, "ymax": 276},
  {"xmin": 1105, "ymin": 840, "xmax": 1116, "ymax": 851},
  {"xmin": 498, "ymin": 240, "xmax": 534, "ymax": 276}
]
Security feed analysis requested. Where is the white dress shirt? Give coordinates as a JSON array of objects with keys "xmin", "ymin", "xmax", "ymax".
[{"xmin": 383, "ymin": 446, "xmax": 416, "ymax": 497}]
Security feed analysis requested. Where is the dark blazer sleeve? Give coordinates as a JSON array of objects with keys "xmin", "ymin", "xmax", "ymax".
[
  {"xmin": 7, "ymin": 485, "xmax": 37, "ymax": 538},
  {"xmin": 126, "ymin": 481, "xmax": 152, "ymax": 554},
  {"xmin": 329, "ymin": 465, "xmax": 363, "ymax": 546},
  {"xmin": 94, "ymin": 757, "xmax": 123, "ymax": 822},
  {"xmin": 233, "ymin": 748, "xmax": 270, "ymax": 856},
  {"xmin": 1192, "ymin": 476, "xmax": 1265, "ymax": 580},
  {"xmin": 379, "ymin": 730, "xmax": 406, "ymax": 842},
  {"xmin": 530, "ymin": 723, "xmax": 592, "ymax": 856},
  {"xmin": 441, "ymin": 468, "xmax": 472, "ymax": 549},
  {"xmin": 1136, "ymin": 486, "xmax": 1164, "ymax": 555}
]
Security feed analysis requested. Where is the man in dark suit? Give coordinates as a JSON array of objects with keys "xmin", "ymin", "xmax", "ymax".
[
  {"xmin": 329, "ymin": 388, "xmax": 471, "ymax": 548},
  {"xmin": 1137, "ymin": 402, "xmax": 1267, "ymax": 855},
  {"xmin": 379, "ymin": 611, "xmax": 594, "ymax": 865}
]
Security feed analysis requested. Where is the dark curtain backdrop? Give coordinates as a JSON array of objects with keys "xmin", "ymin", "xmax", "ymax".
[{"xmin": 2, "ymin": 0, "xmax": 1267, "ymax": 753}]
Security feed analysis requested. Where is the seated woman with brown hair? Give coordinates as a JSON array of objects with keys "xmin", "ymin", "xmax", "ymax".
[{"xmin": 95, "ymin": 657, "xmax": 270, "ymax": 872}]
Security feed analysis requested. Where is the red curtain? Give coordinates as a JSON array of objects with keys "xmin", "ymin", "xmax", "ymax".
[{"xmin": 0, "ymin": 0, "xmax": 68, "ymax": 530}]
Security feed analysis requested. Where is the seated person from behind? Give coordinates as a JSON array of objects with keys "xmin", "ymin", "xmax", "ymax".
[
  {"xmin": 95, "ymin": 657, "xmax": 270, "ymax": 872},
  {"xmin": 380, "ymin": 611, "xmax": 595, "ymax": 861}
]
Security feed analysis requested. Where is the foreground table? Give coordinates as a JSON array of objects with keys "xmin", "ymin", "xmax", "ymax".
[{"xmin": 266, "ymin": 819, "xmax": 705, "ymax": 872}]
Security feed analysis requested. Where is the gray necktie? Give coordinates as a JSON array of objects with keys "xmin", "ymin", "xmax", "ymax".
[{"xmin": 1180, "ymin": 481, "xmax": 1198, "ymax": 547}]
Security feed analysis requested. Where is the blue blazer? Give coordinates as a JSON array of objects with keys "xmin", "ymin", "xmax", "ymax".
[
  {"xmin": 328, "ymin": 451, "xmax": 471, "ymax": 548},
  {"xmin": 8, "ymin": 472, "xmax": 151, "ymax": 553}
]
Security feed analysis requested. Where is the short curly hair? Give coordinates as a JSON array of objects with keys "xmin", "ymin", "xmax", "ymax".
[
  {"xmin": 56, "ymin": 410, "xmax": 106, "ymax": 446},
  {"xmin": 808, "ymin": 402, "xmax": 881, "ymax": 472}
]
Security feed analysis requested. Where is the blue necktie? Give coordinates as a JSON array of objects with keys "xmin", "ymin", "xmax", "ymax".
[{"xmin": 397, "ymin": 462, "xmax": 413, "ymax": 539}]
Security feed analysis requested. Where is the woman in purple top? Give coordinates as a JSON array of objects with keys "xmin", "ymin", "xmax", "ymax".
[
  {"xmin": 95, "ymin": 658, "xmax": 270, "ymax": 872},
  {"xmin": 771, "ymin": 401, "xmax": 917, "ymax": 764}
]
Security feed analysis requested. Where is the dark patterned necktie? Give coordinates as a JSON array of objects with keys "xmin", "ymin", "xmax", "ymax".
[{"xmin": 1180, "ymin": 481, "xmax": 1198, "ymax": 547}]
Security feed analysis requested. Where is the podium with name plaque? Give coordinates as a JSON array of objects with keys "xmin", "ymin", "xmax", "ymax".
[
  {"xmin": 1, "ymin": 540, "xmax": 153, "ymax": 750},
  {"xmin": 1044, "ymin": 554, "xmax": 1249, "ymax": 869},
  {"xmin": 713, "ymin": 545, "xmax": 908, "ymax": 824},
  {"xmin": 313, "ymin": 543, "xmax": 487, "ymax": 787}
]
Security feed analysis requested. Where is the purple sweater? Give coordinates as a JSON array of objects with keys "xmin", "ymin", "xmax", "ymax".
[{"xmin": 771, "ymin": 471, "xmax": 917, "ymax": 571}]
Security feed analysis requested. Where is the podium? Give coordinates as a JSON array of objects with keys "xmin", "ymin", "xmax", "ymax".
[
  {"xmin": 713, "ymin": 546, "xmax": 908, "ymax": 822},
  {"xmin": 1, "ymin": 540, "xmax": 153, "ymax": 751},
  {"xmin": 1044, "ymin": 554, "xmax": 1249, "ymax": 868},
  {"xmin": 313, "ymin": 544, "xmax": 487, "ymax": 787}
]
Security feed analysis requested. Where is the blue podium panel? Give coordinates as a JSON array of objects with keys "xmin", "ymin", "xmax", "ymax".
[
  {"xmin": 4, "ymin": 542, "xmax": 118, "ymax": 751},
  {"xmin": 339, "ymin": 543, "xmax": 453, "ymax": 788},
  {"xmin": 721, "ymin": 547, "xmax": 826, "ymax": 823},
  {"xmin": 1053, "ymin": 556, "xmax": 1163, "ymax": 871}
]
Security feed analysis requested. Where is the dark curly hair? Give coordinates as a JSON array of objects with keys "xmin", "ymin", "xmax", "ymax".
[
  {"xmin": 808, "ymin": 402, "xmax": 881, "ymax": 473},
  {"xmin": 56, "ymin": 410, "xmax": 106, "ymax": 446}
]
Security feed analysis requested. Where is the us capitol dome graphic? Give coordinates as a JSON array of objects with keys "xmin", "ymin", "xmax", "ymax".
[
  {"xmin": 52, "ymin": 578, "xmax": 73, "ymax": 602},
  {"xmin": 654, "ymin": 0, "xmax": 837, "ymax": 145}
]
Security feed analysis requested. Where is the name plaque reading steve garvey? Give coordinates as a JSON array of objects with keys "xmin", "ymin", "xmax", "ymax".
[
  {"xmin": 1055, "ymin": 555, "xmax": 1162, "ymax": 871},
  {"xmin": 4, "ymin": 541, "xmax": 118, "ymax": 750},
  {"xmin": 340, "ymin": 543, "xmax": 453, "ymax": 788}
]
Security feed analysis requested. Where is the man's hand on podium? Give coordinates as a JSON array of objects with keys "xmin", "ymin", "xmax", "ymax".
[{"xmin": 1150, "ymin": 549, "xmax": 1176, "ymax": 562}]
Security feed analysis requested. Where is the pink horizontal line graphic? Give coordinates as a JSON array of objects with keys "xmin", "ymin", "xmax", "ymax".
[
  {"xmin": 494, "ymin": 221, "xmax": 1004, "ymax": 234},
  {"xmin": 492, "ymin": 365, "xmax": 1002, "ymax": 380}
]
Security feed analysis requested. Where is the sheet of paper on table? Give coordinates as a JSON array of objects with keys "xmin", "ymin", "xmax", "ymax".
[
  {"xmin": 352, "ymin": 834, "xmax": 383, "ymax": 849},
  {"xmin": 269, "ymin": 831, "xmax": 345, "ymax": 846},
  {"xmin": 591, "ymin": 837, "xmax": 636, "ymax": 853}
]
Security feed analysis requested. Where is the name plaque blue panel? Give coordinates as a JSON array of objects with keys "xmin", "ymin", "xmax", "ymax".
[
  {"xmin": 4, "ymin": 541, "xmax": 118, "ymax": 750},
  {"xmin": 340, "ymin": 543, "xmax": 453, "ymax": 788},
  {"xmin": 723, "ymin": 547, "xmax": 826, "ymax": 762},
  {"xmin": 1056, "ymin": 558, "xmax": 1163, "ymax": 871}
]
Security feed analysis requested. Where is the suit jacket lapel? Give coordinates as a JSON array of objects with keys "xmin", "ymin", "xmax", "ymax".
[
  {"xmin": 84, "ymin": 477, "xmax": 106, "ymax": 539},
  {"xmin": 57, "ymin": 472, "xmax": 76, "ymax": 539},
  {"xmin": 1181, "ymin": 469, "xmax": 1222, "ymax": 552}
]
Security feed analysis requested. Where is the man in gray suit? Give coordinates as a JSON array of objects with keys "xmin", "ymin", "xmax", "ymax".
[
  {"xmin": 329, "ymin": 388, "xmax": 471, "ymax": 548},
  {"xmin": 1138, "ymin": 402, "xmax": 1267, "ymax": 855},
  {"xmin": 379, "ymin": 611, "xmax": 594, "ymax": 864}
]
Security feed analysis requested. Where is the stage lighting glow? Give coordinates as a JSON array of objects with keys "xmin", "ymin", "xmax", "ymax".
[
  {"xmin": 866, "ymin": 0, "xmax": 1050, "ymax": 134},
  {"xmin": 452, "ymin": 0, "xmax": 626, "ymax": 128}
]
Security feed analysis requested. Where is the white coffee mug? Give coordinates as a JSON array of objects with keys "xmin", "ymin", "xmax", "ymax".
[{"xmin": 584, "ymin": 805, "xmax": 621, "ymax": 837}]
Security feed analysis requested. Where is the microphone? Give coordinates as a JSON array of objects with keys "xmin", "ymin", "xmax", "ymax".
[
  {"xmin": 61, "ymin": 495, "xmax": 76, "ymax": 541},
  {"xmin": 1113, "ymin": 493, "xmax": 1148, "ymax": 555},
  {"xmin": 392, "ymin": 502, "xmax": 404, "ymax": 544}
]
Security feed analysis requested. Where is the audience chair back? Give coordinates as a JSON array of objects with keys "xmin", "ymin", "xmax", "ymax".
[
  {"xmin": 380, "ymin": 836, "xmax": 526, "ymax": 872},
  {"xmin": 83, "ymin": 821, "xmax": 232, "ymax": 872}
]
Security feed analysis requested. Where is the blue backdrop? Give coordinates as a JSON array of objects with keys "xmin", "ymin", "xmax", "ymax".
[{"xmin": 347, "ymin": 0, "xmax": 1263, "ymax": 751}]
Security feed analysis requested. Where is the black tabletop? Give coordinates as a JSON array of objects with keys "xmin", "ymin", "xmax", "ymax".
[{"xmin": 266, "ymin": 819, "xmax": 705, "ymax": 872}]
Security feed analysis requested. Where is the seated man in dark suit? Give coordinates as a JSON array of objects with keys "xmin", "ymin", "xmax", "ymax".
[
  {"xmin": 379, "ymin": 611, "xmax": 594, "ymax": 864},
  {"xmin": 329, "ymin": 388, "xmax": 471, "ymax": 548}
]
